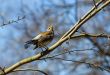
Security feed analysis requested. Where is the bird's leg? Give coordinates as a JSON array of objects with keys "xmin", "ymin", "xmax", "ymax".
[
  {"xmin": 40, "ymin": 48, "xmax": 45, "ymax": 56},
  {"xmin": 44, "ymin": 46, "xmax": 48, "ymax": 50},
  {"xmin": 40, "ymin": 48, "xmax": 44, "ymax": 52}
]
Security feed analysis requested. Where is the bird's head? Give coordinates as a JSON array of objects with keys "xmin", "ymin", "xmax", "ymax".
[{"xmin": 47, "ymin": 25, "xmax": 54, "ymax": 32}]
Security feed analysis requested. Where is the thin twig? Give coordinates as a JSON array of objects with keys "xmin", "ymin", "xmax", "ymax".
[
  {"xmin": 12, "ymin": 69, "xmax": 48, "ymax": 75},
  {"xmin": 0, "ymin": 16, "xmax": 25, "ymax": 27},
  {"xmin": 71, "ymin": 33, "xmax": 110, "ymax": 39},
  {"xmin": 42, "ymin": 57, "xmax": 110, "ymax": 72},
  {"xmin": 93, "ymin": 0, "xmax": 97, "ymax": 8},
  {"xmin": 43, "ymin": 48, "xmax": 96, "ymax": 58}
]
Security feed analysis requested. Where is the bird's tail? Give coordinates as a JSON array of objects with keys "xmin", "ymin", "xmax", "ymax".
[{"xmin": 24, "ymin": 40, "xmax": 35, "ymax": 49}]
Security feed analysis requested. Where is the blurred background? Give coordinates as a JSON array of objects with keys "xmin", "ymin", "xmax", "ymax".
[{"xmin": 0, "ymin": 0, "xmax": 110, "ymax": 75}]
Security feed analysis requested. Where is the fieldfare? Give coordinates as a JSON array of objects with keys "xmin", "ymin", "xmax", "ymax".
[{"xmin": 24, "ymin": 25, "xmax": 54, "ymax": 50}]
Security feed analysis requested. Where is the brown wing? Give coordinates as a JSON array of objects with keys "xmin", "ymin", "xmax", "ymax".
[{"xmin": 38, "ymin": 31, "xmax": 53, "ymax": 43}]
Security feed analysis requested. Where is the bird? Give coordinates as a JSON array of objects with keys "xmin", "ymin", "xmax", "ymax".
[{"xmin": 24, "ymin": 25, "xmax": 54, "ymax": 50}]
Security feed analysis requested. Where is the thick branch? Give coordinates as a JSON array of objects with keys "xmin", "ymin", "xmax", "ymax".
[{"xmin": 61, "ymin": 0, "xmax": 103, "ymax": 39}]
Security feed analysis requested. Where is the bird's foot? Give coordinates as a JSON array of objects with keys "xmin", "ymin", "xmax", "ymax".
[{"xmin": 44, "ymin": 46, "xmax": 48, "ymax": 50}]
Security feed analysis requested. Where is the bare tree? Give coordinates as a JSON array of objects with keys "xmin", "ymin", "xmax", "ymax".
[{"xmin": 0, "ymin": 0, "xmax": 110, "ymax": 75}]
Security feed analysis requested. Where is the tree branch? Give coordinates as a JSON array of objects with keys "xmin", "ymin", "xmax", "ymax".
[
  {"xmin": 12, "ymin": 69, "xmax": 48, "ymax": 75},
  {"xmin": 0, "ymin": 16, "xmax": 25, "ymax": 27},
  {"xmin": 71, "ymin": 33, "xmax": 110, "ymax": 39},
  {"xmin": 42, "ymin": 57, "xmax": 110, "ymax": 72}
]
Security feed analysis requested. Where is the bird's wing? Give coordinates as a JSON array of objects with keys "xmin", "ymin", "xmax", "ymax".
[
  {"xmin": 32, "ymin": 34, "xmax": 42, "ymax": 40},
  {"xmin": 38, "ymin": 32, "xmax": 53, "ymax": 42},
  {"xmin": 32, "ymin": 31, "xmax": 53, "ymax": 44},
  {"xmin": 39, "ymin": 34, "xmax": 52, "ymax": 42}
]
